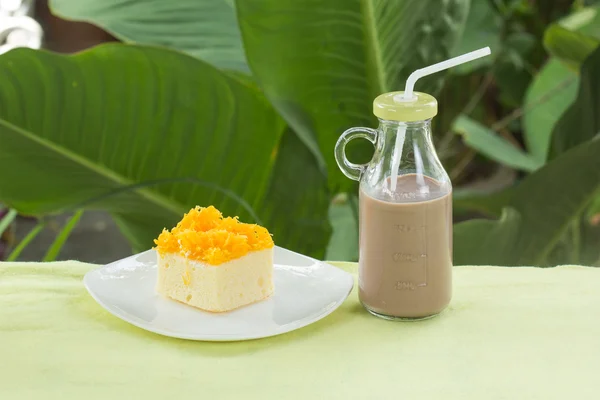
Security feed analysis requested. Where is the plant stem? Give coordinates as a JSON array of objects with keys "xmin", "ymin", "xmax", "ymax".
[
  {"xmin": 449, "ymin": 76, "xmax": 577, "ymax": 181},
  {"xmin": 498, "ymin": 127, "xmax": 523, "ymax": 149},
  {"xmin": 0, "ymin": 209, "xmax": 17, "ymax": 237},
  {"xmin": 439, "ymin": 73, "xmax": 494, "ymax": 155},
  {"xmin": 43, "ymin": 210, "xmax": 84, "ymax": 262},
  {"xmin": 463, "ymin": 73, "xmax": 495, "ymax": 117},
  {"xmin": 450, "ymin": 149, "xmax": 477, "ymax": 181},
  {"xmin": 491, "ymin": 76, "xmax": 577, "ymax": 132},
  {"xmin": 7, "ymin": 222, "xmax": 45, "ymax": 261}
]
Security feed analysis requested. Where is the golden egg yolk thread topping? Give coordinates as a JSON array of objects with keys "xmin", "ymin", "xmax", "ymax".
[{"xmin": 154, "ymin": 206, "xmax": 274, "ymax": 265}]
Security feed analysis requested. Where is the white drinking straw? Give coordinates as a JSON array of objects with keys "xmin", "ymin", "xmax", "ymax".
[{"xmin": 389, "ymin": 47, "xmax": 491, "ymax": 193}]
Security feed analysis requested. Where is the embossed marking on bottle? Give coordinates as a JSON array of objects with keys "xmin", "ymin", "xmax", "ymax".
[
  {"xmin": 394, "ymin": 224, "xmax": 415, "ymax": 232},
  {"xmin": 394, "ymin": 224, "xmax": 427, "ymax": 232},
  {"xmin": 395, "ymin": 281, "xmax": 416, "ymax": 291},
  {"xmin": 392, "ymin": 252, "xmax": 418, "ymax": 262}
]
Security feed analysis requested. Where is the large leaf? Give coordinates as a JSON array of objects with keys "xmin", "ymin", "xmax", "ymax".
[
  {"xmin": 522, "ymin": 4, "xmax": 599, "ymax": 164},
  {"xmin": 559, "ymin": 5, "xmax": 600, "ymax": 41},
  {"xmin": 559, "ymin": 2, "xmax": 600, "ymax": 266},
  {"xmin": 50, "ymin": 0, "xmax": 248, "ymax": 72},
  {"xmin": 543, "ymin": 24, "xmax": 599, "ymax": 69},
  {"xmin": 452, "ymin": 115, "xmax": 541, "ymax": 172},
  {"xmin": 551, "ymin": 47, "xmax": 600, "ymax": 157},
  {"xmin": 236, "ymin": 0, "xmax": 470, "ymax": 190},
  {"xmin": 0, "ymin": 45, "xmax": 330, "ymax": 257},
  {"xmin": 510, "ymin": 139, "xmax": 600, "ymax": 265},
  {"xmin": 259, "ymin": 129, "xmax": 332, "ymax": 259},
  {"xmin": 522, "ymin": 59, "xmax": 578, "ymax": 163},
  {"xmin": 454, "ymin": 208, "xmax": 521, "ymax": 265},
  {"xmin": 453, "ymin": 137, "xmax": 600, "ymax": 266}
]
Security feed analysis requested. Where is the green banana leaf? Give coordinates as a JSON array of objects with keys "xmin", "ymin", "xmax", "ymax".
[
  {"xmin": 49, "ymin": 0, "xmax": 248, "ymax": 72},
  {"xmin": 544, "ymin": 25, "xmax": 599, "ymax": 69},
  {"xmin": 558, "ymin": 4, "xmax": 600, "ymax": 41},
  {"xmin": 236, "ymin": 0, "xmax": 470, "ymax": 190},
  {"xmin": 0, "ymin": 44, "xmax": 330, "ymax": 257},
  {"xmin": 551, "ymin": 47, "xmax": 600, "ymax": 158},
  {"xmin": 522, "ymin": 4, "xmax": 598, "ymax": 164},
  {"xmin": 452, "ymin": 115, "xmax": 541, "ymax": 172},
  {"xmin": 454, "ymin": 136, "xmax": 600, "ymax": 266},
  {"xmin": 259, "ymin": 129, "xmax": 332, "ymax": 259},
  {"xmin": 454, "ymin": 208, "xmax": 521, "ymax": 266},
  {"xmin": 522, "ymin": 59, "xmax": 578, "ymax": 164}
]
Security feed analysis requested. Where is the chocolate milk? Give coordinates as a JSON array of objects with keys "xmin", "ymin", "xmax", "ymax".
[{"xmin": 359, "ymin": 174, "xmax": 452, "ymax": 319}]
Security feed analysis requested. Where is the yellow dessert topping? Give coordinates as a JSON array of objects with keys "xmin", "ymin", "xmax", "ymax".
[{"xmin": 154, "ymin": 206, "xmax": 274, "ymax": 265}]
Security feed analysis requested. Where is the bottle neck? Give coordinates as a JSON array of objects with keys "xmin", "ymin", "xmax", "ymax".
[
  {"xmin": 375, "ymin": 118, "xmax": 435, "ymax": 156},
  {"xmin": 378, "ymin": 118, "xmax": 432, "ymax": 137},
  {"xmin": 363, "ymin": 116, "xmax": 449, "ymax": 200}
]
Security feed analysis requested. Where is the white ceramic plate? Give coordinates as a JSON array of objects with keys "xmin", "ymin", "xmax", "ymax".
[{"xmin": 84, "ymin": 247, "xmax": 354, "ymax": 341}]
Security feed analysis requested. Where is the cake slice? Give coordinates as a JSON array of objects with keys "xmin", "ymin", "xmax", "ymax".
[{"xmin": 154, "ymin": 206, "xmax": 274, "ymax": 312}]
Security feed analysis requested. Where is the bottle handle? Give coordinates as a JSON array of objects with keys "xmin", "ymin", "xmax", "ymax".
[{"xmin": 334, "ymin": 127, "xmax": 377, "ymax": 181}]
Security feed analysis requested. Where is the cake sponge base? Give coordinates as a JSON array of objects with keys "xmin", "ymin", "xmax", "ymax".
[{"xmin": 156, "ymin": 249, "xmax": 274, "ymax": 312}]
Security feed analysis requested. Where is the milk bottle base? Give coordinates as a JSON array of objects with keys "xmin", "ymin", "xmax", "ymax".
[{"xmin": 362, "ymin": 302, "xmax": 442, "ymax": 321}]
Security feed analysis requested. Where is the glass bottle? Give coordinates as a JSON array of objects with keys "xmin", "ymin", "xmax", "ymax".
[{"xmin": 334, "ymin": 91, "xmax": 452, "ymax": 320}]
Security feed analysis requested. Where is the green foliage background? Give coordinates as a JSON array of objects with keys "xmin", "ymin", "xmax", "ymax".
[{"xmin": 1, "ymin": 0, "xmax": 599, "ymax": 266}]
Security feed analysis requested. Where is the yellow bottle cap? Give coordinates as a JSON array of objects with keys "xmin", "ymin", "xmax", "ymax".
[{"xmin": 373, "ymin": 91, "xmax": 437, "ymax": 122}]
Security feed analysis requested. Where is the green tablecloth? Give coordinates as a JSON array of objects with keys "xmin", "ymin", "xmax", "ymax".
[{"xmin": 1, "ymin": 261, "xmax": 599, "ymax": 399}]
